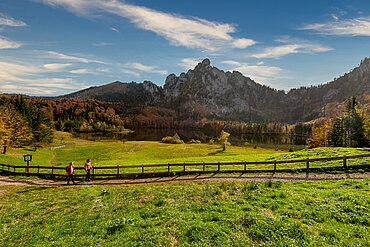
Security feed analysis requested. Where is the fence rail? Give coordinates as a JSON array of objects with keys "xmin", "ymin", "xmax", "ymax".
[{"xmin": 0, "ymin": 153, "xmax": 369, "ymax": 178}]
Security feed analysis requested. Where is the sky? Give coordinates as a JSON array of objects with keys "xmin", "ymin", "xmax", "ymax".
[{"xmin": 0, "ymin": 0, "xmax": 369, "ymax": 96}]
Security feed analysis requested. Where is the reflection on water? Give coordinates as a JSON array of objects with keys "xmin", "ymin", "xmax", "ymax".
[{"xmin": 75, "ymin": 128, "xmax": 308, "ymax": 151}]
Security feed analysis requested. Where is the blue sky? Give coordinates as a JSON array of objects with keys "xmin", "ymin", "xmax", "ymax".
[{"xmin": 0, "ymin": 0, "xmax": 369, "ymax": 95}]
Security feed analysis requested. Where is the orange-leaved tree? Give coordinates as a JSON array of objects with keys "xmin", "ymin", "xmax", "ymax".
[
  {"xmin": 0, "ymin": 106, "xmax": 33, "ymax": 154},
  {"xmin": 306, "ymin": 121, "xmax": 330, "ymax": 148},
  {"xmin": 219, "ymin": 130, "xmax": 231, "ymax": 151}
]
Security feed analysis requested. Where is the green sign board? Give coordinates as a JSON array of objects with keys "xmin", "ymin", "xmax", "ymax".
[{"xmin": 24, "ymin": 155, "xmax": 32, "ymax": 162}]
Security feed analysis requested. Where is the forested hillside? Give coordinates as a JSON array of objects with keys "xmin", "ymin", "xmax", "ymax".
[{"xmin": 0, "ymin": 96, "xmax": 54, "ymax": 153}]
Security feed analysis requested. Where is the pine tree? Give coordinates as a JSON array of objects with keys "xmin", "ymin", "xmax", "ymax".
[
  {"xmin": 328, "ymin": 118, "xmax": 344, "ymax": 147},
  {"xmin": 343, "ymin": 97, "xmax": 365, "ymax": 147}
]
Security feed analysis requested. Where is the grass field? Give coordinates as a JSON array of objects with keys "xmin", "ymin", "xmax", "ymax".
[
  {"xmin": 0, "ymin": 132, "xmax": 369, "ymax": 175},
  {"xmin": 0, "ymin": 179, "xmax": 369, "ymax": 246}
]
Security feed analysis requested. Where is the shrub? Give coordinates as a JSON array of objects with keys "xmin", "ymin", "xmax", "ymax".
[
  {"xmin": 161, "ymin": 133, "xmax": 184, "ymax": 144},
  {"xmin": 187, "ymin": 139, "xmax": 201, "ymax": 144}
]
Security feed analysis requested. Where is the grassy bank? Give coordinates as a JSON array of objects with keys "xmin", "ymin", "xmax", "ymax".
[{"xmin": 0, "ymin": 179, "xmax": 369, "ymax": 246}]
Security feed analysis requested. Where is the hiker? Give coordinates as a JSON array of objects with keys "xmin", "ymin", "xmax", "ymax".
[
  {"xmin": 66, "ymin": 162, "xmax": 75, "ymax": 185},
  {"xmin": 84, "ymin": 159, "xmax": 93, "ymax": 181}
]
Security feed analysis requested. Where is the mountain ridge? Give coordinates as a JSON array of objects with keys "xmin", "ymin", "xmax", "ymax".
[{"xmin": 64, "ymin": 57, "xmax": 370, "ymax": 123}]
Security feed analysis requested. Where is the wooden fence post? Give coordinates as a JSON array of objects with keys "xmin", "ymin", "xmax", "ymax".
[
  {"xmin": 218, "ymin": 162, "xmax": 220, "ymax": 172},
  {"xmin": 244, "ymin": 161, "xmax": 246, "ymax": 172},
  {"xmin": 52, "ymin": 165, "xmax": 54, "ymax": 175},
  {"xmin": 168, "ymin": 163, "xmax": 170, "ymax": 173},
  {"xmin": 306, "ymin": 158, "xmax": 309, "ymax": 169},
  {"xmin": 274, "ymin": 160, "xmax": 277, "ymax": 173},
  {"xmin": 8, "ymin": 165, "xmax": 10, "ymax": 171},
  {"xmin": 92, "ymin": 166, "xmax": 95, "ymax": 178},
  {"xmin": 117, "ymin": 165, "xmax": 120, "ymax": 175},
  {"xmin": 203, "ymin": 162, "xmax": 205, "ymax": 171},
  {"xmin": 343, "ymin": 155, "xmax": 347, "ymax": 169},
  {"xmin": 142, "ymin": 165, "xmax": 144, "ymax": 174},
  {"xmin": 14, "ymin": 166, "xmax": 16, "ymax": 173},
  {"xmin": 38, "ymin": 166, "xmax": 40, "ymax": 174},
  {"xmin": 183, "ymin": 163, "xmax": 186, "ymax": 172}
]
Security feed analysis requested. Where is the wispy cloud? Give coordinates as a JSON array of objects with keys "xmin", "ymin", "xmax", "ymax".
[
  {"xmin": 300, "ymin": 16, "xmax": 370, "ymax": 36},
  {"xmin": 36, "ymin": 0, "xmax": 256, "ymax": 51},
  {"xmin": 125, "ymin": 62, "xmax": 167, "ymax": 75},
  {"xmin": 251, "ymin": 38, "xmax": 332, "ymax": 59},
  {"xmin": 221, "ymin": 60, "xmax": 283, "ymax": 84},
  {"xmin": 110, "ymin": 27, "xmax": 119, "ymax": 33},
  {"xmin": 43, "ymin": 63, "xmax": 71, "ymax": 71},
  {"xmin": 0, "ymin": 35, "xmax": 22, "ymax": 49},
  {"xmin": 178, "ymin": 58, "xmax": 202, "ymax": 70},
  {"xmin": 0, "ymin": 84, "xmax": 58, "ymax": 95},
  {"xmin": 122, "ymin": 69, "xmax": 140, "ymax": 78},
  {"xmin": 93, "ymin": 42, "xmax": 113, "ymax": 46},
  {"xmin": 46, "ymin": 51, "xmax": 105, "ymax": 64},
  {"xmin": 0, "ymin": 60, "xmax": 84, "ymax": 95},
  {"xmin": 70, "ymin": 68, "xmax": 94, "ymax": 74},
  {"xmin": 0, "ymin": 13, "xmax": 27, "ymax": 27}
]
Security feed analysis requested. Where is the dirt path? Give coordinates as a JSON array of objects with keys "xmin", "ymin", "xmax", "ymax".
[{"xmin": 0, "ymin": 172, "xmax": 369, "ymax": 187}]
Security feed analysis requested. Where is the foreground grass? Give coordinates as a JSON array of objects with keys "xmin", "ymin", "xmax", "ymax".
[{"xmin": 0, "ymin": 179, "xmax": 369, "ymax": 246}]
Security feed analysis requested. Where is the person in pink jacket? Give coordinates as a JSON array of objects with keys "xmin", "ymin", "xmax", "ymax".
[{"xmin": 66, "ymin": 162, "xmax": 76, "ymax": 185}]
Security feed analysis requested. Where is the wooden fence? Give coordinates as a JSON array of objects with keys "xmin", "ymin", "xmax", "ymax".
[{"xmin": 0, "ymin": 153, "xmax": 369, "ymax": 178}]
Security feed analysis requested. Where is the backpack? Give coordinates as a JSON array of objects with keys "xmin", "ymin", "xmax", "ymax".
[{"xmin": 66, "ymin": 165, "xmax": 71, "ymax": 174}]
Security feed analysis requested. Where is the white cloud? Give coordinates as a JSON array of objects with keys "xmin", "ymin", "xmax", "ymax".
[
  {"xmin": 122, "ymin": 69, "xmax": 140, "ymax": 78},
  {"xmin": 221, "ymin": 60, "xmax": 283, "ymax": 84},
  {"xmin": 96, "ymin": 68, "xmax": 110, "ymax": 73},
  {"xmin": 69, "ymin": 68, "xmax": 93, "ymax": 74},
  {"xmin": 93, "ymin": 42, "xmax": 113, "ymax": 46},
  {"xmin": 0, "ymin": 35, "xmax": 22, "ymax": 49},
  {"xmin": 232, "ymin": 38, "xmax": 256, "ymax": 49},
  {"xmin": 36, "ymin": 0, "xmax": 256, "ymax": 51},
  {"xmin": 0, "ymin": 84, "xmax": 58, "ymax": 95},
  {"xmin": 0, "ymin": 13, "xmax": 27, "ymax": 27},
  {"xmin": 251, "ymin": 39, "xmax": 332, "ymax": 59},
  {"xmin": 43, "ymin": 63, "xmax": 71, "ymax": 71},
  {"xmin": 221, "ymin": 60, "xmax": 242, "ymax": 66},
  {"xmin": 110, "ymin": 27, "xmax": 119, "ymax": 33},
  {"xmin": 125, "ymin": 62, "xmax": 167, "ymax": 75},
  {"xmin": 178, "ymin": 58, "xmax": 202, "ymax": 70},
  {"xmin": 46, "ymin": 51, "xmax": 105, "ymax": 64},
  {"xmin": 300, "ymin": 16, "xmax": 370, "ymax": 36},
  {"xmin": 0, "ymin": 60, "xmax": 84, "ymax": 95}
]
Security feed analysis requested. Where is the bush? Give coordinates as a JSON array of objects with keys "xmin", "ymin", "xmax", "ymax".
[
  {"xmin": 187, "ymin": 139, "xmax": 201, "ymax": 144},
  {"xmin": 161, "ymin": 133, "xmax": 184, "ymax": 144}
]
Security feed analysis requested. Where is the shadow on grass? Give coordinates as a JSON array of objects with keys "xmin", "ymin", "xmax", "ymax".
[{"xmin": 208, "ymin": 150, "xmax": 225, "ymax": 156}]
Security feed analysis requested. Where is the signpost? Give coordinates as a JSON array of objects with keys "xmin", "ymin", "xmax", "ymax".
[{"xmin": 24, "ymin": 155, "xmax": 32, "ymax": 173}]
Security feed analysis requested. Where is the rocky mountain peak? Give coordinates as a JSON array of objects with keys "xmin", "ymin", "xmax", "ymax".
[{"xmin": 194, "ymin": 58, "xmax": 211, "ymax": 71}]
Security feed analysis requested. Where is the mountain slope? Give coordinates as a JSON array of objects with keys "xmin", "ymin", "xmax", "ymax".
[{"xmin": 63, "ymin": 58, "xmax": 370, "ymax": 123}]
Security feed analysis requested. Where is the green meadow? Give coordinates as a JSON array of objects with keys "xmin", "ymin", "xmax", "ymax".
[
  {"xmin": 0, "ymin": 179, "xmax": 369, "ymax": 246},
  {"xmin": 0, "ymin": 132, "xmax": 369, "ymax": 175}
]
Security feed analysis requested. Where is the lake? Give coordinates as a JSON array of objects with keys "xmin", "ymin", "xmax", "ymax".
[{"xmin": 75, "ymin": 128, "xmax": 308, "ymax": 151}]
